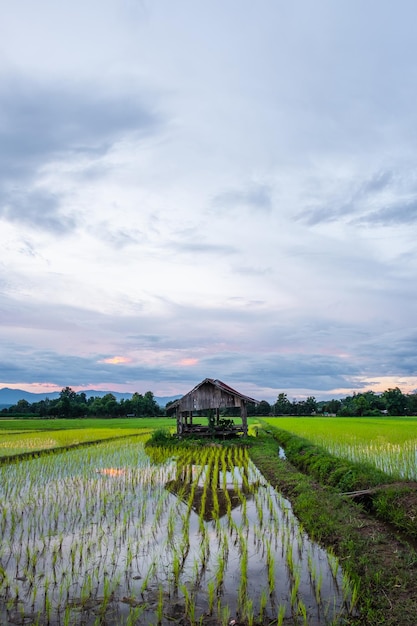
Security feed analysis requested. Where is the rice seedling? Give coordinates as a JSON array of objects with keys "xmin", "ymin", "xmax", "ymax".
[
  {"xmin": 157, "ymin": 584, "xmax": 164, "ymax": 625},
  {"xmin": 290, "ymin": 570, "xmax": 300, "ymax": 608},
  {"xmin": 220, "ymin": 604, "xmax": 230, "ymax": 626},
  {"xmin": 315, "ymin": 570, "xmax": 323, "ymax": 604},
  {"xmin": 327, "ymin": 549, "xmax": 340, "ymax": 583},
  {"xmin": 259, "ymin": 589, "xmax": 268, "ymax": 622},
  {"xmin": 180, "ymin": 583, "xmax": 196, "ymax": 625},
  {"xmin": 298, "ymin": 598, "xmax": 308, "ymax": 625},
  {"xmin": 0, "ymin": 434, "xmax": 352, "ymax": 625},
  {"xmin": 285, "ymin": 541, "xmax": 295, "ymax": 580},
  {"xmin": 242, "ymin": 597, "xmax": 254, "ymax": 626},
  {"xmin": 171, "ymin": 550, "xmax": 181, "ymax": 593},
  {"xmin": 264, "ymin": 416, "xmax": 417, "ymax": 480},
  {"xmin": 341, "ymin": 568, "xmax": 360, "ymax": 615},
  {"xmin": 215, "ymin": 552, "xmax": 226, "ymax": 594},
  {"xmin": 237, "ymin": 535, "xmax": 248, "ymax": 610},
  {"xmin": 63, "ymin": 605, "xmax": 71, "ymax": 626},
  {"xmin": 277, "ymin": 603, "xmax": 286, "ymax": 626},
  {"xmin": 349, "ymin": 580, "xmax": 359, "ymax": 614},
  {"xmin": 266, "ymin": 540, "xmax": 275, "ymax": 595},
  {"xmin": 126, "ymin": 604, "xmax": 145, "ymax": 626},
  {"xmin": 207, "ymin": 579, "xmax": 215, "ymax": 615}
]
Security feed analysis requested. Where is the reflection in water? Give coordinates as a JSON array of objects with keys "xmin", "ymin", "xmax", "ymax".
[
  {"xmin": 165, "ymin": 453, "xmax": 258, "ymax": 521},
  {"xmin": 97, "ymin": 467, "xmax": 126, "ymax": 476},
  {"xmin": 159, "ymin": 446, "xmax": 353, "ymax": 624},
  {"xmin": 0, "ymin": 439, "xmax": 355, "ymax": 625}
]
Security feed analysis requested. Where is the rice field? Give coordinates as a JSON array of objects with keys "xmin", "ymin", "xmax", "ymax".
[
  {"xmin": 0, "ymin": 419, "xmax": 175, "ymax": 433},
  {"xmin": 264, "ymin": 417, "xmax": 417, "ymax": 480},
  {"xmin": 0, "ymin": 435, "xmax": 356, "ymax": 625},
  {"xmin": 0, "ymin": 418, "xmax": 175, "ymax": 458}
]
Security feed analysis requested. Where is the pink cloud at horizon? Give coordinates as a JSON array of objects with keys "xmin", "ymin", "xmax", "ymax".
[
  {"xmin": 177, "ymin": 358, "xmax": 199, "ymax": 366},
  {"xmin": 100, "ymin": 356, "xmax": 133, "ymax": 365}
]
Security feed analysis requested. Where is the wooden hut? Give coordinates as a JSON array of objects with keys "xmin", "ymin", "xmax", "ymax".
[{"xmin": 168, "ymin": 378, "xmax": 259, "ymax": 437}]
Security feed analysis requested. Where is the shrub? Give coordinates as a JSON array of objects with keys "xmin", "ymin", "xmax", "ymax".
[{"xmin": 147, "ymin": 428, "xmax": 174, "ymax": 445}]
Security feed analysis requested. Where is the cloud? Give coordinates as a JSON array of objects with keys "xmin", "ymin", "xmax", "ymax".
[
  {"xmin": 296, "ymin": 166, "xmax": 417, "ymax": 229},
  {"xmin": 232, "ymin": 265, "xmax": 272, "ymax": 277},
  {"xmin": 354, "ymin": 329, "xmax": 417, "ymax": 377},
  {"xmin": 94, "ymin": 222, "xmax": 146, "ymax": 249},
  {"xmin": 211, "ymin": 183, "xmax": 272, "ymax": 213},
  {"xmin": 0, "ymin": 75, "xmax": 160, "ymax": 234},
  {"xmin": 0, "ymin": 297, "xmax": 416, "ymax": 399},
  {"xmin": 0, "ymin": 348, "xmax": 146, "ymax": 388},
  {"xmin": 177, "ymin": 358, "xmax": 199, "ymax": 366},
  {"xmin": 101, "ymin": 356, "xmax": 133, "ymax": 365},
  {"xmin": 353, "ymin": 200, "xmax": 417, "ymax": 227},
  {"xmin": 1, "ymin": 3, "xmax": 417, "ymax": 402},
  {"xmin": 195, "ymin": 350, "xmax": 360, "ymax": 392},
  {"xmin": 0, "ymin": 188, "xmax": 76, "ymax": 234},
  {"xmin": 0, "ymin": 77, "xmax": 158, "ymax": 166},
  {"xmin": 168, "ymin": 240, "xmax": 237, "ymax": 256}
]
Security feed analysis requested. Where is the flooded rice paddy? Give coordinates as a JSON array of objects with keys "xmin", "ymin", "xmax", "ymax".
[{"xmin": 0, "ymin": 437, "xmax": 356, "ymax": 625}]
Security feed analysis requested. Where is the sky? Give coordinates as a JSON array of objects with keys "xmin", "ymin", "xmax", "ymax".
[{"xmin": 1, "ymin": 1, "xmax": 417, "ymax": 403}]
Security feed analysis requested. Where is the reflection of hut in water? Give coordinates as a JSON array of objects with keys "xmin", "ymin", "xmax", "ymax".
[
  {"xmin": 167, "ymin": 378, "xmax": 259, "ymax": 438},
  {"xmin": 165, "ymin": 454, "xmax": 260, "ymax": 521}
]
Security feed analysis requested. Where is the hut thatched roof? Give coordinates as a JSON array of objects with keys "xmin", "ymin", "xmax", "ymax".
[{"xmin": 167, "ymin": 378, "xmax": 259, "ymax": 414}]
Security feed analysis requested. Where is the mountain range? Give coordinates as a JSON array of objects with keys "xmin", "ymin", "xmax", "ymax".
[{"xmin": 0, "ymin": 387, "xmax": 181, "ymax": 408}]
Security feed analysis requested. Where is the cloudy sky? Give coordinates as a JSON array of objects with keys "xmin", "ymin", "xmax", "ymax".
[{"xmin": 1, "ymin": 1, "xmax": 417, "ymax": 402}]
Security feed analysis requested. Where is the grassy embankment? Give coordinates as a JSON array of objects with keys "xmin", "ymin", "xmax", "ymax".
[{"xmin": 249, "ymin": 421, "xmax": 417, "ymax": 626}]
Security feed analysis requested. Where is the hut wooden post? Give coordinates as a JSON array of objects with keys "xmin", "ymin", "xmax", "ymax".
[
  {"xmin": 176, "ymin": 409, "xmax": 182, "ymax": 436},
  {"xmin": 241, "ymin": 402, "xmax": 248, "ymax": 436}
]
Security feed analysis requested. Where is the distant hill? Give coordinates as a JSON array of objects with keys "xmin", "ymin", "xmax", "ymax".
[
  {"xmin": 0, "ymin": 387, "xmax": 181, "ymax": 409},
  {"xmin": 154, "ymin": 395, "xmax": 182, "ymax": 407}
]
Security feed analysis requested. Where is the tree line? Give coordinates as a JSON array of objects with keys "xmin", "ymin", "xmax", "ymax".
[
  {"xmin": 268, "ymin": 387, "xmax": 417, "ymax": 416},
  {"xmin": 2, "ymin": 385, "xmax": 416, "ymax": 418},
  {"xmin": 1, "ymin": 387, "xmax": 162, "ymax": 418}
]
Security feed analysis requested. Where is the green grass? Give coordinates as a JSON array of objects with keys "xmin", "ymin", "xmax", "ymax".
[
  {"xmin": 264, "ymin": 416, "xmax": 417, "ymax": 445},
  {"xmin": 264, "ymin": 416, "xmax": 417, "ymax": 480},
  {"xmin": 0, "ymin": 418, "xmax": 176, "ymax": 458},
  {"xmin": 0, "ymin": 417, "xmax": 175, "ymax": 431}
]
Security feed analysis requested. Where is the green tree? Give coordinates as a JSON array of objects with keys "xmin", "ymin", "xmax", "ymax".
[
  {"xmin": 406, "ymin": 393, "xmax": 417, "ymax": 415},
  {"xmin": 131, "ymin": 391, "xmax": 161, "ymax": 416},
  {"xmin": 256, "ymin": 400, "xmax": 271, "ymax": 416},
  {"xmin": 55, "ymin": 387, "xmax": 78, "ymax": 417},
  {"xmin": 143, "ymin": 391, "xmax": 161, "ymax": 416},
  {"xmin": 382, "ymin": 387, "xmax": 407, "ymax": 416},
  {"xmin": 100, "ymin": 393, "xmax": 119, "ymax": 417},
  {"xmin": 274, "ymin": 393, "xmax": 292, "ymax": 415},
  {"xmin": 322, "ymin": 399, "xmax": 341, "ymax": 414},
  {"xmin": 60, "ymin": 387, "xmax": 77, "ymax": 400},
  {"xmin": 305, "ymin": 396, "xmax": 317, "ymax": 414},
  {"xmin": 120, "ymin": 398, "xmax": 134, "ymax": 415},
  {"xmin": 89, "ymin": 397, "xmax": 106, "ymax": 416},
  {"xmin": 353, "ymin": 394, "xmax": 369, "ymax": 416},
  {"xmin": 31, "ymin": 398, "xmax": 51, "ymax": 417},
  {"xmin": 15, "ymin": 399, "xmax": 31, "ymax": 414},
  {"xmin": 131, "ymin": 392, "xmax": 144, "ymax": 416},
  {"xmin": 292, "ymin": 396, "xmax": 317, "ymax": 416}
]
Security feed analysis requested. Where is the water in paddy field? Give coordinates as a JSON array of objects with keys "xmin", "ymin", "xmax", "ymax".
[{"xmin": 0, "ymin": 439, "xmax": 355, "ymax": 625}]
